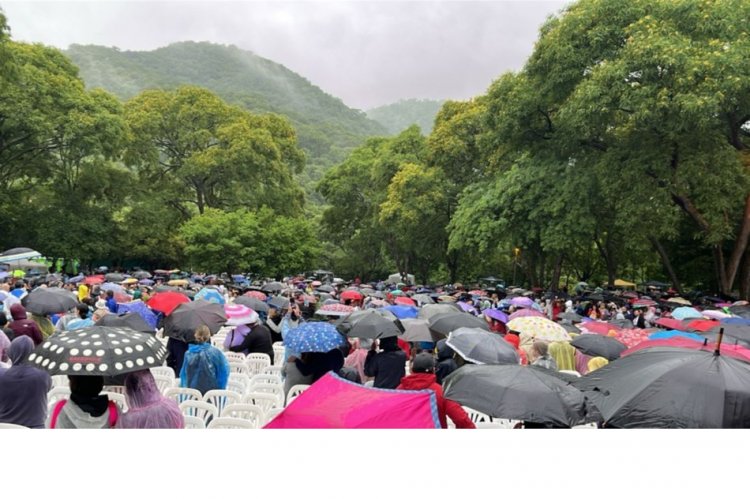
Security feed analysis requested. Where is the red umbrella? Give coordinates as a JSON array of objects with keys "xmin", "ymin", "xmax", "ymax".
[
  {"xmin": 579, "ymin": 321, "xmax": 623, "ymax": 335},
  {"xmin": 114, "ymin": 292, "xmax": 132, "ymax": 304},
  {"xmin": 613, "ymin": 328, "xmax": 651, "ymax": 348},
  {"xmin": 468, "ymin": 289, "xmax": 486, "ymax": 296},
  {"xmin": 296, "ymin": 294, "xmax": 318, "ymax": 304},
  {"xmin": 684, "ymin": 319, "xmax": 719, "ymax": 332},
  {"xmin": 340, "ymin": 290, "xmax": 363, "ymax": 301},
  {"xmin": 632, "ymin": 298, "xmax": 657, "ymax": 307},
  {"xmin": 244, "ymin": 290, "xmax": 268, "ymax": 301},
  {"xmin": 394, "ymin": 296, "xmax": 416, "ymax": 306},
  {"xmin": 654, "ymin": 318, "xmax": 685, "ymax": 330},
  {"xmin": 84, "ymin": 275, "xmax": 105, "ymax": 285},
  {"xmin": 147, "ymin": 291, "xmax": 190, "ymax": 316}
]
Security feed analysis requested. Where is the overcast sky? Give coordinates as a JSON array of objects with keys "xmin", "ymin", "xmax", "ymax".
[{"xmin": 1, "ymin": 0, "xmax": 570, "ymax": 109}]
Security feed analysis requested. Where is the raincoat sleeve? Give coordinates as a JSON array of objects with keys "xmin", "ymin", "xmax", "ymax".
[
  {"xmin": 209, "ymin": 347, "xmax": 230, "ymax": 390},
  {"xmin": 179, "ymin": 351, "xmax": 190, "ymax": 388},
  {"xmin": 445, "ymin": 399, "xmax": 475, "ymax": 429}
]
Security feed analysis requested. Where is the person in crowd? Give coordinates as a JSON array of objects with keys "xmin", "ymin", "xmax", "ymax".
[
  {"xmin": 503, "ymin": 333, "xmax": 528, "ymax": 365},
  {"xmin": 55, "ymin": 305, "xmax": 80, "ymax": 333},
  {"xmin": 0, "ymin": 336, "xmax": 51, "ymax": 428},
  {"xmin": 344, "ymin": 337, "xmax": 372, "ymax": 384},
  {"xmin": 633, "ymin": 308, "xmax": 646, "ymax": 329},
  {"xmin": 105, "ymin": 290, "xmax": 118, "ymax": 314},
  {"xmin": 364, "ymin": 335, "xmax": 407, "ymax": 389},
  {"xmin": 180, "ymin": 325, "xmax": 230, "ymax": 395},
  {"xmin": 548, "ymin": 340, "xmax": 576, "ymax": 371},
  {"xmin": 266, "ymin": 306, "xmax": 285, "ymax": 344},
  {"xmin": 77, "ymin": 283, "xmax": 89, "ymax": 303},
  {"xmin": 530, "ymin": 341, "xmax": 558, "ymax": 371},
  {"xmin": 228, "ymin": 314, "xmax": 274, "ymax": 362},
  {"xmin": 30, "ymin": 311, "xmax": 54, "ymax": 340},
  {"xmin": 435, "ymin": 338, "xmax": 459, "ymax": 383},
  {"xmin": 397, "ymin": 353, "xmax": 475, "ymax": 429},
  {"xmin": 0, "ymin": 314, "xmax": 14, "ymax": 341},
  {"xmin": 48, "ymin": 375, "xmax": 121, "ymax": 429},
  {"xmin": 66, "ymin": 303, "xmax": 94, "ymax": 331},
  {"xmin": 8, "ymin": 303, "xmax": 43, "ymax": 346},
  {"xmin": 117, "ymin": 369, "xmax": 184, "ymax": 429}
]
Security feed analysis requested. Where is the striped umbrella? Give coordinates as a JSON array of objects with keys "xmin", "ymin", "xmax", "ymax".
[
  {"xmin": 316, "ymin": 303, "xmax": 355, "ymax": 317},
  {"xmin": 224, "ymin": 304, "xmax": 259, "ymax": 326},
  {"xmin": 244, "ymin": 290, "xmax": 268, "ymax": 301}
]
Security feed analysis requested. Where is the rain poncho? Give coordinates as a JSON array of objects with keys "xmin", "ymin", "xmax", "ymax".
[
  {"xmin": 179, "ymin": 343, "xmax": 230, "ymax": 395},
  {"xmin": 0, "ymin": 336, "xmax": 52, "ymax": 428},
  {"xmin": 118, "ymin": 370, "xmax": 184, "ymax": 429},
  {"xmin": 548, "ymin": 341, "xmax": 576, "ymax": 371},
  {"xmin": 587, "ymin": 357, "xmax": 609, "ymax": 372}
]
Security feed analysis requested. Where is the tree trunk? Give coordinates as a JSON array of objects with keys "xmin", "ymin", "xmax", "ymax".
[
  {"xmin": 549, "ymin": 253, "xmax": 564, "ymax": 291},
  {"xmin": 740, "ymin": 249, "xmax": 750, "ymax": 300},
  {"xmin": 648, "ymin": 236, "xmax": 683, "ymax": 295},
  {"xmin": 446, "ymin": 250, "xmax": 459, "ymax": 285}
]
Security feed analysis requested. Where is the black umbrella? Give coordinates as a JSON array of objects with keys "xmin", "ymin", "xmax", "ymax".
[
  {"xmin": 22, "ymin": 287, "xmax": 77, "ymax": 315},
  {"xmin": 133, "ymin": 271, "xmax": 152, "ymax": 280},
  {"xmin": 411, "ymin": 294, "xmax": 435, "ymax": 306},
  {"xmin": 268, "ymin": 295, "xmax": 290, "ymax": 310},
  {"xmin": 445, "ymin": 327, "xmax": 519, "ymax": 365},
  {"xmin": 233, "ymin": 296, "xmax": 269, "ymax": 313},
  {"xmin": 105, "ymin": 272, "xmax": 126, "ymax": 283},
  {"xmin": 443, "ymin": 364, "xmax": 600, "ymax": 428},
  {"xmin": 97, "ymin": 313, "xmax": 155, "ymax": 335},
  {"xmin": 26, "ymin": 326, "xmax": 166, "ymax": 376},
  {"xmin": 574, "ymin": 348, "xmax": 750, "ymax": 428},
  {"xmin": 428, "ymin": 312, "xmax": 490, "ymax": 338},
  {"xmin": 728, "ymin": 305, "xmax": 750, "ymax": 319},
  {"xmin": 570, "ymin": 334, "xmax": 626, "ymax": 361},
  {"xmin": 558, "ymin": 312, "xmax": 584, "ymax": 323},
  {"xmin": 608, "ymin": 319, "xmax": 634, "ymax": 329},
  {"xmin": 417, "ymin": 303, "xmax": 462, "ymax": 321},
  {"xmin": 336, "ymin": 309, "xmax": 403, "ymax": 339},
  {"xmin": 317, "ymin": 285, "xmax": 335, "ymax": 293},
  {"xmin": 559, "ymin": 323, "xmax": 582, "ymax": 335},
  {"xmin": 261, "ymin": 281, "xmax": 284, "ymax": 292},
  {"xmin": 701, "ymin": 324, "xmax": 750, "ymax": 348},
  {"xmin": 164, "ymin": 300, "xmax": 227, "ymax": 343}
]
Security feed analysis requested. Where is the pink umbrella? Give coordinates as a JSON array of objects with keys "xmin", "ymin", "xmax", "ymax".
[
  {"xmin": 224, "ymin": 304, "xmax": 258, "ymax": 326},
  {"xmin": 244, "ymin": 290, "xmax": 268, "ymax": 301},
  {"xmin": 510, "ymin": 296, "xmax": 534, "ymax": 309},
  {"xmin": 264, "ymin": 372, "xmax": 440, "ymax": 428},
  {"xmin": 508, "ymin": 308, "xmax": 545, "ymax": 321},
  {"xmin": 701, "ymin": 310, "xmax": 731, "ymax": 320},
  {"xmin": 395, "ymin": 296, "xmax": 417, "ymax": 307},
  {"xmin": 316, "ymin": 303, "xmax": 354, "ymax": 317},
  {"xmin": 114, "ymin": 293, "xmax": 132, "ymax": 304},
  {"xmin": 579, "ymin": 321, "xmax": 622, "ymax": 336},
  {"xmin": 613, "ymin": 328, "xmax": 651, "ymax": 349},
  {"xmin": 654, "ymin": 318, "xmax": 685, "ymax": 330}
]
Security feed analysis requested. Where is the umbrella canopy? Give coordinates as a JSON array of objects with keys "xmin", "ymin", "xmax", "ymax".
[
  {"xmin": 268, "ymin": 295, "xmax": 290, "ymax": 310},
  {"xmin": 316, "ymin": 303, "xmax": 355, "ymax": 317},
  {"xmin": 163, "ymin": 300, "xmax": 227, "ymax": 342},
  {"xmin": 667, "ymin": 297, "xmax": 692, "ymax": 306},
  {"xmin": 167, "ymin": 279, "xmax": 189, "ymax": 287},
  {"xmin": 508, "ymin": 308, "xmax": 546, "ymax": 321},
  {"xmin": 701, "ymin": 324, "xmax": 750, "ymax": 348},
  {"xmin": 701, "ymin": 310, "xmax": 731, "ymax": 320},
  {"xmin": 340, "ymin": 290, "xmax": 363, "ymax": 301},
  {"xmin": 574, "ymin": 349, "xmax": 750, "ymax": 428},
  {"xmin": 728, "ymin": 305, "xmax": 750, "ymax": 319},
  {"xmin": 578, "ymin": 321, "xmax": 621, "ymax": 336},
  {"xmin": 317, "ymin": 285, "xmax": 335, "ymax": 293},
  {"xmin": 671, "ymin": 307, "xmax": 703, "ymax": 320},
  {"xmin": 21, "ymin": 287, "xmax": 77, "ymax": 315},
  {"xmin": 570, "ymin": 334, "xmax": 627, "ymax": 361},
  {"xmin": 105, "ymin": 272, "xmax": 126, "ymax": 283},
  {"xmin": 506, "ymin": 316, "xmax": 571, "ymax": 343},
  {"xmin": 26, "ymin": 326, "xmax": 167, "ymax": 376},
  {"xmin": 97, "ymin": 313, "xmax": 155, "ymax": 334},
  {"xmin": 510, "ymin": 296, "xmax": 535, "ymax": 309},
  {"xmin": 411, "ymin": 294, "xmax": 434, "ymax": 306},
  {"xmin": 655, "ymin": 317, "xmax": 685, "ymax": 330},
  {"xmin": 383, "ymin": 305, "xmax": 419, "ymax": 319},
  {"xmin": 417, "ymin": 303, "xmax": 463, "ymax": 321},
  {"xmin": 101, "ymin": 282, "xmax": 126, "ymax": 294},
  {"xmin": 233, "ymin": 296, "xmax": 269, "ymax": 313},
  {"xmin": 394, "ymin": 296, "xmax": 417, "ymax": 307},
  {"xmin": 336, "ymin": 309, "xmax": 403, "ymax": 339},
  {"xmin": 133, "ymin": 271, "xmax": 152, "ymax": 280},
  {"xmin": 284, "ymin": 322, "xmax": 348, "ymax": 354},
  {"xmin": 116, "ymin": 301, "xmax": 158, "ymax": 329},
  {"xmin": 428, "ymin": 312, "xmax": 490, "ymax": 338},
  {"xmin": 224, "ymin": 304, "xmax": 259, "ymax": 326},
  {"xmin": 147, "ymin": 291, "xmax": 190, "ymax": 316},
  {"xmin": 84, "ymin": 275, "xmax": 105, "ymax": 285},
  {"xmin": 244, "ymin": 290, "xmax": 268, "ymax": 301},
  {"xmin": 684, "ymin": 319, "xmax": 719, "ymax": 332},
  {"xmin": 0, "ymin": 247, "xmax": 42, "ymax": 262},
  {"xmin": 443, "ymin": 364, "xmax": 599, "ymax": 427},
  {"xmin": 483, "ymin": 308, "xmax": 509, "ymax": 324},
  {"xmin": 559, "ymin": 312, "xmax": 584, "ymax": 323},
  {"xmin": 398, "ymin": 318, "xmax": 433, "ymax": 343},
  {"xmin": 621, "ymin": 337, "xmax": 750, "ymax": 363},
  {"xmin": 445, "ymin": 327, "xmax": 520, "ymax": 365},
  {"xmin": 649, "ymin": 330, "xmax": 705, "ymax": 342},
  {"xmin": 261, "ymin": 281, "xmax": 285, "ymax": 293},
  {"xmin": 264, "ymin": 372, "xmax": 440, "ymax": 428},
  {"xmin": 195, "ymin": 287, "xmax": 225, "ymax": 305}
]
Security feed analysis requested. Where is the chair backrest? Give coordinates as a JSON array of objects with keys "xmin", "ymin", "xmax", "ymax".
[
  {"xmin": 243, "ymin": 392, "xmax": 282, "ymax": 413},
  {"xmin": 211, "ymin": 336, "xmax": 226, "ymax": 350},
  {"xmin": 226, "ymin": 379, "xmax": 247, "ymax": 397},
  {"xmin": 462, "ymin": 406, "xmax": 493, "ymax": 424},
  {"xmin": 47, "ymin": 386, "xmax": 71, "ymax": 405},
  {"xmin": 285, "ymin": 384, "xmax": 310, "ymax": 406},
  {"xmin": 153, "ymin": 374, "xmax": 176, "ymax": 394},
  {"xmin": 222, "ymin": 404, "xmax": 265, "ymax": 428},
  {"xmin": 246, "ymin": 354, "xmax": 271, "ymax": 376},
  {"xmin": 249, "ymin": 374, "xmax": 282, "ymax": 387},
  {"xmin": 102, "ymin": 391, "xmax": 128, "ymax": 412},
  {"xmin": 474, "ymin": 422, "xmax": 511, "ymax": 429},
  {"xmin": 0, "ymin": 423, "xmax": 30, "ymax": 429},
  {"xmin": 51, "ymin": 375, "xmax": 68, "ymax": 387},
  {"xmin": 207, "ymin": 417, "xmax": 257, "ymax": 429},
  {"xmin": 150, "ymin": 366, "xmax": 176, "ymax": 378},
  {"xmin": 261, "ymin": 365, "xmax": 283, "ymax": 379},
  {"xmin": 264, "ymin": 407, "xmax": 284, "ymax": 426},
  {"xmin": 179, "ymin": 400, "xmax": 219, "ymax": 425},
  {"xmin": 224, "ymin": 351, "xmax": 247, "ymax": 363},
  {"xmin": 228, "ymin": 361, "xmax": 250, "ymax": 376},
  {"xmin": 559, "ymin": 370, "xmax": 582, "ymax": 378},
  {"xmin": 203, "ymin": 389, "xmax": 242, "ymax": 416},
  {"xmin": 183, "ymin": 415, "xmax": 206, "ymax": 429},
  {"xmin": 163, "ymin": 387, "xmax": 203, "ymax": 405},
  {"xmin": 249, "ymin": 383, "xmax": 284, "ymax": 407},
  {"xmin": 103, "ymin": 385, "xmax": 126, "ymax": 395},
  {"xmin": 272, "ymin": 344, "xmax": 285, "ymax": 365}
]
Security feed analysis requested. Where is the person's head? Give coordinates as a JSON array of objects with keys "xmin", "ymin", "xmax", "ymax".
[
  {"xmin": 8, "ymin": 336, "xmax": 34, "ymax": 365},
  {"xmin": 532, "ymin": 340, "xmax": 549, "ymax": 358},
  {"xmin": 504, "ymin": 333, "xmax": 521, "ymax": 349},
  {"xmin": 194, "ymin": 325, "xmax": 211, "ymax": 343},
  {"xmin": 68, "ymin": 375, "xmax": 104, "ymax": 397},
  {"xmin": 93, "ymin": 309, "xmax": 109, "ymax": 322},
  {"xmin": 106, "ymin": 290, "xmax": 114, "ymax": 299},
  {"xmin": 123, "ymin": 369, "xmax": 162, "ymax": 408},
  {"xmin": 76, "ymin": 303, "xmax": 89, "ymax": 319},
  {"xmin": 378, "ymin": 335, "xmax": 400, "ymax": 352},
  {"xmin": 411, "ymin": 352, "xmax": 436, "ymax": 374},
  {"xmin": 0, "ymin": 330, "xmax": 10, "ymax": 363}
]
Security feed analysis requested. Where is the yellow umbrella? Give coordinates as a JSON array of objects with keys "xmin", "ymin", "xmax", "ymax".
[
  {"xmin": 507, "ymin": 316, "xmax": 572, "ymax": 357},
  {"xmin": 667, "ymin": 297, "xmax": 692, "ymax": 305},
  {"xmin": 121, "ymin": 278, "xmax": 137, "ymax": 285},
  {"xmin": 614, "ymin": 279, "xmax": 636, "ymax": 288},
  {"xmin": 167, "ymin": 279, "xmax": 189, "ymax": 287}
]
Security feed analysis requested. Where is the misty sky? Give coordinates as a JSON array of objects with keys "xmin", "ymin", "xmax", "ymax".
[{"xmin": 1, "ymin": 0, "xmax": 570, "ymax": 110}]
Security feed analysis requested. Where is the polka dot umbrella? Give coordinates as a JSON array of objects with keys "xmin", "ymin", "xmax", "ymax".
[
  {"xmin": 25, "ymin": 326, "xmax": 167, "ymax": 376},
  {"xmin": 284, "ymin": 322, "xmax": 348, "ymax": 354}
]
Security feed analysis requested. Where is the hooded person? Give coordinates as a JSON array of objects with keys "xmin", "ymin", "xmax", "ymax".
[
  {"xmin": 397, "ymin": 352, "xmax": 475, "ymax": 429},
  {"xmin": 180, "ymin": 325, "xmax": 230, "ymax": 395},
  {"xmin": 548, "ymin": 341, "xmax": 576, "ymax": 371},
  {"xmin": 344, "ymin": 337, "xmax": 373, "ymax": 384},
  {"xmin": 8, "ymin": 303, "xmax": 44, "ymax": 346},
  {"xmin": 0, "ymin": 336, "xmax": 52, "ymax": 428},
  {"xmin": 435, "ymin": 338, "xmax": 459, "ymax": 384},
  {"xmin": 48, "ymin": 375, "xmax": 121, "ymax": 429},
  {"xmin": 228, "ymin": 313, "xmax": 274, "ymax": 362},
  {"xmin": 364, "ymin": 335, "xmax": 407, "ymax": 389},
  {"xmin": 117, "ymin": 369, "xmax": 184, "ymax": 429},
  {"xmin": 587, "ymin": 356, "xmax": 609, "ymax": 373}
]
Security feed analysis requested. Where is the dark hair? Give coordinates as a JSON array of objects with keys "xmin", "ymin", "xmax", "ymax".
[
  {"xmin": 68, "ymin": 375, "xmax": 104, "ymax": 397},
  {"xmin": 106, "ymin": 290, "xmax": 114, "ymax": 298},
  {"xmin": 0, "ymin": 314, "xmax": 7, "ymax": 326},
  {"xmin": 379, "ymin": 335, "xmax": 400, "ymax": 352},
  {"xmin": 76, "ymin": 303, "xmax": 89, "ymax": 319}
]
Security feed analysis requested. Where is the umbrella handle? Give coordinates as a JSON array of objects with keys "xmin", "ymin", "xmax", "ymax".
[{"xmin": 714, "ymin": 328, "xmax": 724, "ymax": 356}]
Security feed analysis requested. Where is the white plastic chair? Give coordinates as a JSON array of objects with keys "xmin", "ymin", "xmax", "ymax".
[
  {"xmin": 0, "ymin": 423, "xmax": 30, "ymax": 429},
  {"xmin": 222, "ymin": 404, "xmax": 265, "ymax": 428},
  {"xmin": 246, "ymin": 353, "xmax": 271, "ymax": 376},
  {"xmin": 164, "ymin": 387, "xmax": 203, "ymax": 405},
  {"xmin": 573, "ymin": 422, "xmax": 599, "ymax": 429},
  {"xmin": 207, "ymin": 417, "xmax": 256, "ymax": 429},
  {"xmin": 249, "ymin": 383, "xmax": 284, "ymax": 407},
  {"xmin": 224, "ymin": 351, "xmax": 247, "ymax": 363},
  {"xmin": 103, "ymin": 385, "xmax": 126, "ymax": 395},
  {"xmin": 228, "ymin": 361, "xmax": 250, "ymax": 377},
  {"xmin": 203, "ymin": 389, "xmax": 242, "ymax": 416},
  {"xmin": 285, "ymin": 384, "xmax": 310, "ymax": 406},
  {"xmin": 226, "ymin": 379, "xmax": 247, "ymax": 397},
  {"xmin": 262, "ymin": 365, "xmax": 283, "ymax": 379},
  {"xmin": 243, "ymin": 392, "xmax": 282, "ymax": 414},
  {"xmin": 103, "ymin": 391, "xmax": 128, "ymax": 412},
  {"xmin": 462, "ymin": 406, "xmax": 494, "ymax": 424},
  {"xmin": 183, "ymin": 415, "xmax": 206, "ymax": 429},
  {"xmin": 150, "ymin": 366, "xmax": 176, "ymax": 379},
  {"xmin": 179, "ymin": 400, "xmax": 219, "ymax": 426},
  {"xmin": 264, "ymin": 407, "xmax": 284, "ymax": 425},
  {"xmin": 249, "ymin": 374, "xmax": 282, "ymax": 388},
  {"xmin": 153, "ymin": 374, "xmax": 176, "ymax": 393},
  {"xmin": 51, "ymin": 375, "xmax": 68, "ymax": 387},
  {"xmin": 47, "ymin": 386, "xmax": 71, "ymax": 406},
  {"xmin": 272, "ymin": 344, "xmax": 285, "ymax": 365},
  {"xmin": 559, "ymin": 370, "xmax": 582, "ymax": 378}
]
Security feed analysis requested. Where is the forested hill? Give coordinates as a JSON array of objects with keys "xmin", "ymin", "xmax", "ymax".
[
  {"xmin": 367, "ymin": 98, "xmax": 444, "ymax": 135},
  {"xmin": 65, "ymin": 42, "xmax": 387, "ymax": 174}
]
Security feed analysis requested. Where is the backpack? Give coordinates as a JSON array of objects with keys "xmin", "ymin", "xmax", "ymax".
[{"xmin": 49, "ymin": 399, "xmax": 118, "ymax": 429}]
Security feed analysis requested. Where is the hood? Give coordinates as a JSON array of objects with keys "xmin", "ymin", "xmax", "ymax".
[
  {"xmin": 436, "ymin": 339, "xmax": 453, "ymax": 361},
  {"xmin": 10, "ymin": 303, "xmax": 27, "ymax": 321},
  {"xmin": 399, "ymin": 372, "xmax": 437, "ymax": 390},
  {"xmin": 8, "ymin": 335, "xmax": 34, "ymax": 365}
]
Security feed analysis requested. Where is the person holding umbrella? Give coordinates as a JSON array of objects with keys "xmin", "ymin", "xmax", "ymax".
[
  {"xmin": 364, "ymin": 335, "xmax": 407, "ymax": 389},
  {"xmin": 48, "ymin": 375, "xmax": 121, "ymax": 429},
  {"xmin": 228, "ymin": 313, "xmax": 274, "ymax": 362},
  {"xmin": 180, "ymin": 325, "xmax": 230, "ymax": 395}
]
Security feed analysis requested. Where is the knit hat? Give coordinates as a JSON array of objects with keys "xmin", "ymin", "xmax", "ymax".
[
  {"xmin": 95, "ymin": 299, "xmax": 107, "ymax": 310},
  {"xmin": 411, "ymin": 352, "xmax": 436, "ymax": 373}
]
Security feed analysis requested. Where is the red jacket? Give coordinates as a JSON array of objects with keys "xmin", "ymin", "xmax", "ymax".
[{"xmin": 397, "ymin": 373, "xmax": 475, "ymax": 429}]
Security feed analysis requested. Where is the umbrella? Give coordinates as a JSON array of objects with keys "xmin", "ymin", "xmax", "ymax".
[
  {"xmin": 508, "ymin": 308, "xmax": 545, "ymax": 321},
  {"xmin": 578, "ymin": 321, "xmax": 621, "ymax": 335},
  {"xmin": 411, "ymin": 294, "xmax": 434, "ymax": 306},
  {"xmin": 147, "ymin": 291, "xmax": 190, "ymax": 316},
  {"xmin": 116, "ymin": 300, "xmax": 158, "ymax": 329},
  {"xmin": 264, "ymin": 372, "xmax": 440, "ymax": 429},
  {"xmin": 84, "ymin": 275, "xmax": 105, "ymax": 285},
  {"xmin": 483, "ymin": 309, "xmax": 509, "ymax": 323},
  {"xmin": 729, "ymin": 305, "xmax": 750, "ymax": 319},
  {"xmin": 570, "ymin": 334, "xmax": 627, "ymax": 361},
  {"xmin": 261, "ymin": 282, "xmax": 284, "ymax": 293},
  {"xmin": 654, "ymin": 317, "xmax": 685, "ymax": 330},
  {"xmin": 233, "ymin": 296, "xmax": 269, "ymax": 313},
  {"xmin": 105, "ymin": 273, "xmax": 125, "ymax": 283},
  {"xmin": 701, "ymin": 309, "xmax": 731, "ymax": 320},
  {"xmin": 608, "ymin": 319, "xmax": 634, "ymax": 330},
  {"xmin": 398, "ymin": 318, "xmax": 433, "ymax": 343},
  {"xmin": 97, "ymin": 313, "xmax": 154, "ymax": 334},
  {"xmin": 456, "ymin": 301, "xmax": 477, "ymax": 314},
  {"xmin": 506, "ymin": 316, "xmax": 571, "ymax": 343},
  {"xmin": 383, "ymin": 305, "xmax": 419, "ymax": 319},
  {"xmin": 67, "ymin": 274, "xmax": 84, "ymax": 284},
  {"xmin": 316, "ymin": 303, "xmax": 355, "ymax": 317},
  {"xmin": 417, "ymin": 303, "xmax": 462, "ymax": 321},
  {"xmin": 722, "ymin": 317, "xmax": 750, "ymax": 326},
  {"xmin": 101, "ymin": 282, "xmax": 126, "ymax": 294},
  {"xmin": 671, "ymin": 307, "xmax": 703, "ymax": 320},
  {"xmin": 133, "ymin": 271, "xmax": 152, "ymax": 280},
  {"xmin": 573, "ymin": 348, "xmax": 750, "ymax": 428},
  {"xmin": 21, "ymin": 287, "xmax": 77, "ymax": 315},
  {"xmin": 26, "ymin": 326, "xmax": 167, "ymax": 376},
  {"xmin": 120, "ymin": 278, "xmax": 137, "ymax": 285},
  {"xmin": 340, "ymin": 290, "xmax": 363, "ymax": 301},
  {"xmin": 317, "ymin": 285, "xmax": 335, "ymax": 293},
  {"xmin": 167, "ymin": 279, "xmax": 189, "ymax": 287},
  {"xmin": 632, "ymin": 298, "xmax": 657, "ymax": 308},
  {"xmin": 667, "ymin": 297, "xmax": 692, "ymax": 305},
  {"xmin": 443, "ymin": 364, "xmax": 600, "ymax": 427},
  {"xmin": 445, "ymin": 327, "xmax": 520, "ymax": 365},
  {"xmin": 510, "ymin": 296, "xmax": 534, "ymax": 309},
  {"xmin": 138, "ymin": 279, "xmax": 154, "ymax": 286},
  {"xmin": 195, "ymin": 287, "xmax": 225, "ymax": 305},
  {"xmin": 0, "ymin": 247, "xmax": 42, "ymax": 264},
  {"xmin": 559, "ymin": 312, "xmax": 584, "ymax": 323},
  {"xmin": 336, "ymin": 309, "xmax": 403, "ymax": 339},
  {"xmin": 394, "ymin": 296, "xmax": 417, "ymax": 307},
  {"xmin": 428, "ymin": 312, "xmax": 490, "ymax": 338},
  {"xmin": 268, "ymin": 295, "xmax": 290, "ymax": 310},
  {"xmin": 612, "ymin": 328, "xmax": 652, "ymax": 348},
  {"xmin": 683, "ymin": 319, "xmax": 719, "ymax": 332},
  {"xmin": 702, "ymin": 324, "xmax": 750, "ymax": 347},
  {"xmin": 243, "ymin": 290, "xmax": 268, "ymax": 301},
  {"xmin": 163, "ymin": 300, "xmax": 227, "ymax": 342},
  {"xmin": 621, "ymin": 337, "xmax": 750, "ymax": 362},
  {"xmin": 284, "ymin": 322, "xmax": 348, "ymax": 354},
  {"xmin": 649, "ymin": 330, "xmax": 705, "ymax": 342},
  {"xmin": 223, "ymin": 304, "xmax": 259, "ymax": 326}
]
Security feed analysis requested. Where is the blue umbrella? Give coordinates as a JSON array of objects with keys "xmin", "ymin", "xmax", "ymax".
[
  {"xmin": 672, "ymin": 307, "xmax": 703, "ymax": 320},
  {"xmin": 383, "ymin": 305, "xmax": 419, "ymax": 319},
  {"xmin": 139, "ymin": 279, "xmax": 155, "ymax": 286},
  {"xmin": 722, "ymin": 317, "xmax": 750, "ymax": 326},
  {"xmin": 101, "ymin": 282, "xmax": 126, "ymax": 294},
  {"xmin": 195, "ymin": 287, "xmax": 225, "ymax": 305},
  {"xmin": 67, "ymin": 274, "xmax": 84, "ymax": 284},
  {"xmin": 117, "ymin": 300, "xmax": 159, "ymax": 329},
  {"xmin": 284, "ymin": 322, "xmax": 348, "ymax": 354},
  {"xmin": 648, "ymin": 330, "xmax": 705, "ymax": 342}
]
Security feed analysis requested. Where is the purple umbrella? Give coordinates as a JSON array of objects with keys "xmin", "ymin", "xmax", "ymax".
[
  {"xmin": 457, "ymin": 302, "xmax": 477, "ymax": 314},
  {"xmin": 484, "ymin": 309, "xmax": 509, "ymax": 324},
  {"xmin": 510, "ymin": 296, "xmax": 535, "ymax": 309},
  {"xmin": 139, "ymin": 279, "xmax": 155, "ymax": 286},
  {"xmin": 117, "ymin": 300, "xmax": 159, "ymax": 329},
  {"xmin": 509, "ymin": 309, "xmax": 546, "ymax": 321}
]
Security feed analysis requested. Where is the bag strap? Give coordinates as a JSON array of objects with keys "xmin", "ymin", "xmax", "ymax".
[
  {"xmin": 107, "ymin": 401, "xmax": 118, "ymax": 428},
  {"xmin": 50, "ymin": 399, "xmax": 67, "ymax": 429}
]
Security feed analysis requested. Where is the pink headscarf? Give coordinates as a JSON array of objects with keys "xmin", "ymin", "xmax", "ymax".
[{"xmin": 117, "ymin": 370, "xmax": 184, "ymax": 429}]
